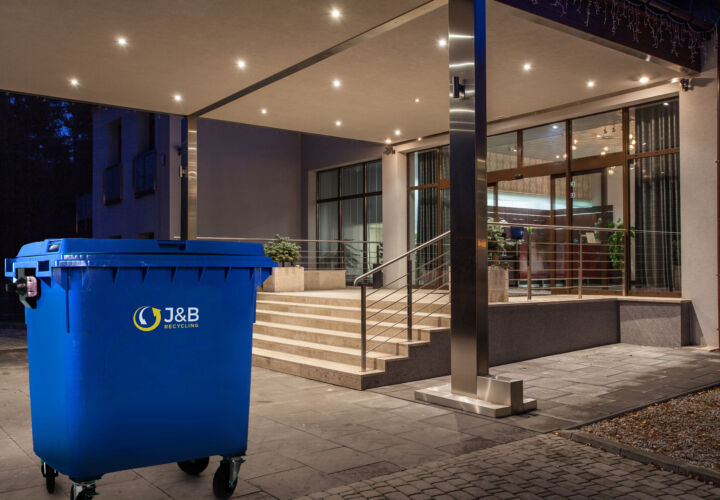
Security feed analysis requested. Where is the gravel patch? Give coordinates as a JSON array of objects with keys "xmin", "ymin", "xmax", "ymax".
[{"xmin": 583, "ymin": 386, "xmax": 720, "ymax": 472}]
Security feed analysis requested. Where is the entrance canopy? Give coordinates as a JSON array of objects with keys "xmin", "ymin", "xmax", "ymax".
[{"xmin": 0, "ymin": 0, "xmax": 691, "ymax": 143}]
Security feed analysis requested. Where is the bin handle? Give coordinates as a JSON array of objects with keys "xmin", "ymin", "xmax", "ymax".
[{"xmin": 157, "ymin": 241, "xmax": 186, "ymax": 251}]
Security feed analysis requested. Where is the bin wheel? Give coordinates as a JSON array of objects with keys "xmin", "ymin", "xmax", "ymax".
[
  {"xmin": 212, "ymin": 461, "xmax": 238, "ymax": 499},
  {"xmin": 177, "ymin": 457, "xmax": 209, "ymax": 475},
  {"xmin": 69, "ymin": 482, "xmax": 96, "ymax": 500},
  {"xmin": 41, "ymin": 462, "xmax": 58, "ymax": 494}
]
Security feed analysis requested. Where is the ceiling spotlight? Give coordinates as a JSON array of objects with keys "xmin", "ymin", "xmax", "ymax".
[
  {"xmin": 438, "ymin": 38, "xmax": 447, "ymax": 48},
  {"xmin": 552, "ymin": 124, "xmax": 559, "ymax": 129},
  {"xmin": 330, "ymin": 8, "xmax": 341, "ymax": 19},
  {"xmin": 335, "ymin": 120, "xmax": 342, "ymax": 127},
  {"xmin": 116, "ymin": 37, "xmax": 127, "ymax": 47},
  {"xmin": 385, "ymin": 138, "xmax": 392, "ymax": 144},
  {"xmin": 587, "ymin": 80, "xmax": 595, "ymax": 88},
  {"xmin": 663, "ymin": 102, "xmax": 669, "ymax": 106},
  {"xmin": 332, "ymin": 79, "xmax": 341, "ymax": 88},
  {"xmin": 671, "ymin": 77, "xmax": 680, "ymax": 83},
  {"xmin": 555, "ymin": 155, "xmax": 560, "ymax": 159},
  {"xmin": 173, "ymin": 94, "xmax": 182, "ymax": 102},
  {"xmin": 639, "ymin": 76, "xmax": 650, "ymax": 84},
  {"xmin": 596, "ymin": 134, "xmax": 602, "ymax": 138},
  {"xmin": 417, "ymin": 137, "xmax": 423, "ymax": 141},
  {"xmin": 395, "ymin": 129, "xmax": 401, "ymax": 136},
  {"xmin": 414, "ymin": 97, "xmax": 420, "ymax": 103},
  {"xmin": 69, "ymin": 78, "xmax": 79, "ymax": 87},
  {"xmin": 522, "ymin": 63, "xmax": 532, "ymax": 71},
  {"xmin": 261, "ymin": 108, "xmax": 267, "ymax": 114},
  {"xmin": 236, "ymin": 59, "xmax": 246, "ymax": 69}
]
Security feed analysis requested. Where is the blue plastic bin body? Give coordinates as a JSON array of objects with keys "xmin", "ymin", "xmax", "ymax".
[{"xmin": 4, "ymin": 239, "xmax": 274, "ymax": 481}]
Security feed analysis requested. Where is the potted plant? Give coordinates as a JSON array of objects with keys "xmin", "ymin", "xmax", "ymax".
[
  {"xmin": 487, "ymin": 219, "xmax": 515, "ymax": 302},
  {"xmin": 607, "ymin": 218, "xmax": 635, "ymax": 273},
  {"xmin": 262, "ymin": 235, "xmax": 304, "ymax": 292}
]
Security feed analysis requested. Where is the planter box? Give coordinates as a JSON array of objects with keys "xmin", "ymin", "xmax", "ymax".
[
  {"xmin": 489, "ymin": 265, "xmax": 509, "ymax": 302},
  {"xmin": 262, "ymin": 266, "xmax": 304, "ymax": 292},
  {"xmin": 304, "ymin": 270, "xmax": 346, "ymax": 290}
]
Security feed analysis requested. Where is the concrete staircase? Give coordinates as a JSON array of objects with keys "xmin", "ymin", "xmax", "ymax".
[{"xmin": 252, "ymin": 291, "xmax": 451, "ymax": 390}]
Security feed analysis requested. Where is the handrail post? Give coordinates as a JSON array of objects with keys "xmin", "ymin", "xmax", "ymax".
[
  {"xmin": 621, "ymin": 230, "xmax": 628, "ymax": 296},
  {"xmin": 360, "ymin": 283, "xmax": 367, "ymax": 372},
  {"xmin": 527, "ymin": 231, "xmax": 532, "ymax": 301},
  {"xmin": 578, "ymin": 236, "xmax": 583, "ymax": 299},
  {"xmin": 407, "ymin": 258, "xmax": 413, "ymax": 341}
]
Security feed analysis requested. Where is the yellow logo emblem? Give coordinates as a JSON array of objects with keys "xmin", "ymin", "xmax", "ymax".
[{"xmin": 133, "ymin": 306, "xmax": 162, "ymax": 332}]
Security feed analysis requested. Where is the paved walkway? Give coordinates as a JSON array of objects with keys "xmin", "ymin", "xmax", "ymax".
[{"xmin": 1, "ymin": 325, "xmax": 718, "ymax": 499}]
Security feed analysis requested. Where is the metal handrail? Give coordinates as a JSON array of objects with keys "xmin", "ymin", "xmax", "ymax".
[
  {"xmin": 353, "ymin": 231, "xmax": 450, "ymax": 286},
  {"xmin": 198, "ymin": 236, "xmax": 381, "ymax": 244}
]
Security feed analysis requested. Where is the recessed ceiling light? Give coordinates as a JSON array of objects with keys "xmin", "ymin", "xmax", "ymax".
[
  {"xmin": 671, "ymin": 77, "xmax": 680, "ymax": 83},
  {"xmin": 385, "ymin": 138, "xmax": 391, "ymax": 144},
  {"xmin": 555, "ymin": 155, "xmax": 560, "ymax": 159},
  {"xmin": 639, "ymin": 76, "xmax": 650, "ymax": 84},
  {"xmin": 602, "ymin": 151, "xmax": 607, "ymax": 156},
  {"xmin": 330, "ymin": 8, "xmax": 341, "ymax": 19},
  {"xmin": 596, "ymin": 134, "xmax": 602, "ymax": 138},
  {"xmin": 417, "ymin": 137, "xmax": 423, "ymax": 141},
  {"xmin": 587, "ymin": 80, "xmax": 595, "ymax": 88},
  {"xmin": 173, "ymin": 94, "xmax": 182, "ymax": 102},
  {"xmin": 552, "ymin": 124, "xmax": 559, "ymax": 129},
  {"xmin": 332, "ymin": 79, "xmax": 341, "ymax": 88},
  {"xmin": 236, "ymin": 59, "xmax": 246, "ymax": 69},
  {"xmin": 438, "ymin": 38, "xmax": 447, "ymax": 48},
  {"xmin": 414, "ymin": 97, "xmax": 420, "ymax": 103},
  {"xmin": 663, "ymin": 101, "xmax": 669, "ymax": 106},
  {"xmin": 572, "ymin": 145, "xmax": 577, "ymax": 150},
  {"xmin": 394, "ymin": 129, "xmax": 401, "ymax": 136},
  {"xmin": 261, "ymin": 108, "xmax": 267, "ymax": 114},
  {"xmin": 69, "ymin": 78, "xmax": 79, "ymax": 87},
  {"xmin": 522, "ymin": 63, "xmax": 532, "ymax": 71},
  {"xmin": 335, "ymin": 120, "xmax": 342, "ymax": 127},
  {"xmin": 116, "ymin": 37, "xmax": 127, "ymax": 47}
]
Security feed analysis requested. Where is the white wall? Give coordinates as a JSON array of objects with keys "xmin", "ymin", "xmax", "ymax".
[{"xmin": 680, "ymin": 39, "xmax": 718, "ymax": 347}]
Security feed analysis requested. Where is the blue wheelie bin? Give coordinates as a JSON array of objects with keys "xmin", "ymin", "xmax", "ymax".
[{"xmin": 4, "ymin": 239, "xmax": 275, "ymax": 499}]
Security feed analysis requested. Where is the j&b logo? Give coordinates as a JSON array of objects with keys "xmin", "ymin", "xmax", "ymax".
[{"xmin": 133, "ymin": 306, "xmax": 200, "ymax": 332}]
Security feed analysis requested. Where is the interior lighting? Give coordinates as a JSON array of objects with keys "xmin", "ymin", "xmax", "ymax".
[
  {"xmin": 335, "ymin": 120, "xmax": 341, "ymax": 127},
  {"xmin": 639, "ymin": 76, "xmax": 650, "ymax": 84},
  {"xmin": 601, "ymin": 152, "xmax": 607, "ymax": 156},
  {"xmin": 596, "ymin": 134, "xmax": 602, "ymax": 138},
  {"xmin": 587, "ymin": 80, "xmax": 595, "ymax": 88},
  {"xmin": 572, "ymin": 145, "xmax": 577, "ymax": 151},
  {"xmin": 330, "ymin": 8, "xmax": 341, "ymax": 19},
  {"xmin": 414, "ymin": 97, "xmax": 420, "ymax": 103},
  {"xmin": 417, "ymin": 137, "xmax": 423, "ymax": 141},
  {"xmin": 522, "ymin": 63, "xmax": 532, "ymax": 71},
  {"xmin": 663, "ymin": 102, "xmax": 669, "ymax": 106},
  {"xmin": 395, "ymin": 129, "xmax": 401, "ymax": 136},
  {"xmin": 671, "ymin": 77, "xmax": 680, "ymax": 83},
  {"xmin": 438, "ymin": 38, "xmax": 447, "ymax": 47},
  {"xmin": 261, "ymin": 108, "xmax": 267, "ymax": 114},
  {"xmin": 173, "ymin": 94, "xmax": 182, "ymax": 102},
  {"xmin": 332, "ymin": 79, "xmax": 341, "ymax": 88},
  {"xmin": 555, "ymin": 155, "xmax": 560, "ymax": 159},
  {"xmin": 236, "ymin": 59, "xmax": 246, "ymax": 69},
  {"xmin": 69, "ymin": 78, "xmax": 80, "ymax": 87},
  {"xmin": 385, "ymin": 138, "xmax": 391, "ymax": 144},
  {"xmin": 116, "ymin": 37, "xmax": 127, "ymax": 47},
  {"xmin": 573, "ymin": 139, "xmax": 578, "ymax": 144}
]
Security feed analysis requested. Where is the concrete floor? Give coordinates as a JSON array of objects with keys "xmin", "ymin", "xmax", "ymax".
[{"xmin": 0, "ymin": 325, "xmax": 718, "ymax": 499}]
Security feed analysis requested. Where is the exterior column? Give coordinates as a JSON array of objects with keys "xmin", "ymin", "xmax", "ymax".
[
  {"xmin": 449, "ymin": 0, "xmax": 489, "ymax": 396},
  {"xmin": 181, "ymin": 115, "xmax": 198, "ymax": 240}
]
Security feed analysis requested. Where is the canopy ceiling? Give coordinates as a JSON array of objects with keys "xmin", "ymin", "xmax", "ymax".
[{"xmin": 1, "ymin": 0, "xmax": 686, "ymax": 143}]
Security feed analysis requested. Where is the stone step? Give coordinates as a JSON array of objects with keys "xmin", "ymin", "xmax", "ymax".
[
  {"xmin": 256, "ymin": 299, "xmax": 449, "ymax": 327},
  {"xmin": 253, "ymin": 333, "xmax": 405, "ymax": 370},
  {"xmin": 256, "ymin": 291, "xmax": 451, "ymax": 314},
  {"xmin": 253, "ymin": 320, "xmax": 430, "ymax": 355},
  {"xmin": 252, "ymin": 347, "xmax": 384, "ymax": 390},
  {"xmin": 255, "ymin": 309, "xmax": 437, "ymax": 336}
]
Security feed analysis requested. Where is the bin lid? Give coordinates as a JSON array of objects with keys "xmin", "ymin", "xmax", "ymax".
[{"xmin": 14, "ymin": 238, "xmax": 266, "ymax": 258}]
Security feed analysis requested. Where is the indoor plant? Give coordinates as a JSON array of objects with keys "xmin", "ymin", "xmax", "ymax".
[{"xmin": 487, "ymin": 219, "xmax": 516, "ymax": 302}]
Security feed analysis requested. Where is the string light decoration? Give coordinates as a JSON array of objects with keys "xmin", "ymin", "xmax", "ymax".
[{"xmin": 525, "ymin": 0, "xmax": 719, "ymax": 63}]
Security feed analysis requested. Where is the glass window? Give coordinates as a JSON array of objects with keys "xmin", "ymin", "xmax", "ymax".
[
  {"xmin": 409, "ymin": 149, "xmax": 438, "ymax": 187},
  {"xmin": 342, "ymin": 198, "xmax": 364, "ymax": 276},
  {"xmin": 571, "ymin": 166, "xmax": 623, "ymax": 228},
  {"xmin": 317, "ymin": 201, "xmax": 339, "ymax": 269},
  {"xmin": 629, "ymin": 99, "xmax": 679, "ymax": 154},
  {"xmin": 440, "ymin": 146, "xmax": 450, "ymax": 179},
  {"xmin": 367, "ymin": 195, "xmax": 383, "ymax": 267},
  {"xmin": 317, "ymin": 169, "xmax": 338, "ymax": 200},
  {"xmin": 523, "ymin": 122, "xmax": 565, "ymax": 165},
  {"xmin": 572, "ymin": 111, "xmax": 622, "ymax": 159},
  {"xmin": 488, "ymin": 132, "xmax": 517, "ymax": 171},
  {"xmin": 366, "ymin": 160, "xmax": 382, "ymax": 193},
  {"xmin": 341, "ymin": 164, "xmax": 363, "ymax": 196},
  {"xmin": 497, "ymin": 176, "xmax": 552, "ymax": 225}
]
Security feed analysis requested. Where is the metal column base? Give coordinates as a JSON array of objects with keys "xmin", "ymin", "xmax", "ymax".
[{"xmin": 415, "ymin": 375, "xmax": 537, "ymax": 418}]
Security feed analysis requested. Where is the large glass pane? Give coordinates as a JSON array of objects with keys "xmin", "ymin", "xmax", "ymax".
[
  {"xmin": 366, "ymin": 160, "xmax": 382, "ymax": 193},
  {"xmin": 629, "ymin": 99, "xmax": 679, "ymax": 154},
  {"xmin": 572, "ymin": 110, "xmax": 622, "ymax": 159},
  {"xmin": 341, "ymin": 164, "xmax": 363, "ymax": 196},
  {"xmin": 488, "ymin": 184, "xmax": 497, "ymax": 220},
  {"xmin": 571, "ymin": 167, "xmax": 623, "ymax": 228},
  {"xmin": 488, "ymin": 132, "xmax": 517, "ymax": 172},
  {"xmin": 342, "ymin": 198, "xmax": 364, "ymax": 277},
  {"xmin": 497, "ymin": 176, "xmax": 551, "ymax": 225},
  {"xmin": 409, "ymin": 187, "xmax": 438, "ymax": 285},
  {"xmin": 409, "ymin": 149, "xmax": 437, "ymax": 186},
  {"xmin": 440, "ymin": 146, "xmax": 450, "ymax": 179},
  {"xmin": 317, "ymin": 201, "xmax": 339, "ymax": 269},
  {"xmin": 317, "ymin": 169, "xmax": 338, "ymax": 200},
  {"xmin": 629, "ymin": 153, "xmax": 681, "ymax": 292},
  {"xmin": 367, "ymin": 195, "xmax": 383, "ymax": 268},
  {"xmin": 523, "ymin": 122, "xmax": 565, "ymax": 165},
  {"xmin": 552, "ymin": 177, "xmax": 569, "ymax": 287}
]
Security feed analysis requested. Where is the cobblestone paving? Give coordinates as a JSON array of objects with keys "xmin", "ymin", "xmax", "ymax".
[{"xmin": 299, "ymin": 434, "xmax": 720, "ymax": 500}]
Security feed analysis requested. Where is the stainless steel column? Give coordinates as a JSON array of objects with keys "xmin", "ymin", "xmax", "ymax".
[
  {"xmin": 181, "ymin": 115, "xmax": 198, "ymax": 240},
  {"xmin": 449, "ymin": 0, "xmax": 489, "ymax": 397}
]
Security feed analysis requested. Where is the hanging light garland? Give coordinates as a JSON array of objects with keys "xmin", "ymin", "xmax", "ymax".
[{"xmin": 525, "ymin": 0, "xmax": 719, "ymax": 63}]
